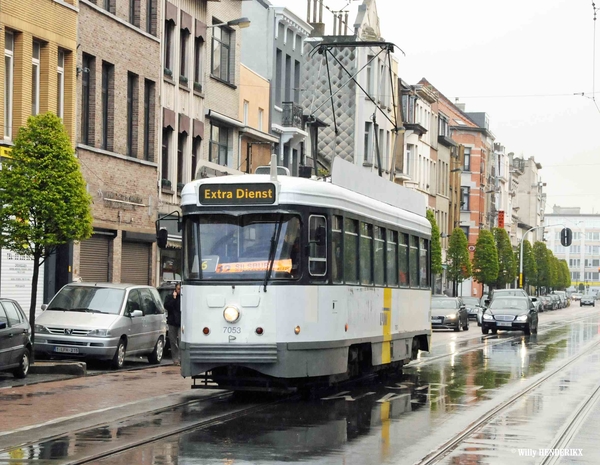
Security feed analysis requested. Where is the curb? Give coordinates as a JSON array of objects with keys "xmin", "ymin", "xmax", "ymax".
[{"xmin": 30, "ymin": 361, "xmax": 87, "ymax": 376}]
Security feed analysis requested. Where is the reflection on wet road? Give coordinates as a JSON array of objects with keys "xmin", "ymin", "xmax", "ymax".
[{"xmin": 2, "ymin": 312, "xmax": 599, "ymax": 465}]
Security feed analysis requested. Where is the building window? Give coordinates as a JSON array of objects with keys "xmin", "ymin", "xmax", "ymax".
[
  {"xmin": 191, "ymin": 136, "xmax": 200, "ymax": 179},
  {"xmin": 460, "ymin": 226, "xmax": 470, "ymax": 239},
  {"xmin": 284, "ymin": 54, "xmax": 291, "ymax": 101},
  {"xmin": 162, "ymin": 127, "xmax": 171, "ymax": 182},
  {"xmin": 81, "ymin": 53, "xmax": 95, "ymax": 146},
  {"xmin": 366, "ymin": 55, "xmax": 374, "ymax": 95},
  {"xmin": 177, "ymin": 132, "xmax": 186, "ymax": 185},
  {"xmin": 146, "ymin": 0, "xmax": 155, "ymax": 35},
  {"xmin": 127, "ymin": 72, "xmax": 139, "ymax": 157},
  {"xmin": 194, "ymin": 37, "xmax": 203, "ymax": 89},
  {"xmin": 460, "ymin": 186, "xmax": 470, "ymax": 210},
  {"xmin": 57, "ymin": 49, "xmax": 65, "ymax": 119},
  {"xmin": 463, "ymin": 147, "xmax": 471, "ymax": 171},
  {"xmin": 211, "ymin": 24, "xmax": 232, "ymax": 83},
  {"xmin": 294, "ymin": 60, "xmax": 300, "ymax": 103},
  {"xmin": 4, "ymin": 31, "xmax": 14, "ymax": 140},
  {"xmin": 364, "ymin": 122, "xmax": 372, "ymax": 164},
  {"xmin": 164, "ymin": 21, "xmax": 174, "ymax": 75},
  {"xmin": 243, "ymin": 100, "xmax": 249, "ymax": 125},
  {"xmin": 209, "ymin": 123, "xmax": 230, "ymax": 166},
  {"xmin": 258, "ymin": 108, "xmax": 264, "ymax": 131},
  {"xmin": 103, "ymin": 0, "xmax": 115, "ymax": 13},
  {"xmin": 31, "ymin": 41, "xmax": 41, "ymax": 115},
  {"xmin": 129, "ymin": 0, "xmax": 140, "ymax": 27},
  {"xmin": 101, "ymin": 62, "xmax": 114, "ymax": 151},
  {"xmin": 143, "ymin": 79, "xmax": 155, "ymax": 161},
  {"xmin": 180, "ymin": 28, "xmax": 189, "ymax": 82},
  {"xmin": 275, "ymin": 49, "xmax": 282, "ymax": 106}
]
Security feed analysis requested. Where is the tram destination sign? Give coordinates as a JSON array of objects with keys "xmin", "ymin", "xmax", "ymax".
[{"xmin": 199, "ymin": 183, "xmax": 276, "ymax": 205}]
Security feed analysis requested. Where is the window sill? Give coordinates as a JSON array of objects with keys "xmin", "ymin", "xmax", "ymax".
[
  {"xmin": 162, "ymin": 187, "xmax": 175, "ymax": 195},
  {"xmin": 193, "ymin": 89, "xmax": 205, "ymax": 98},
  {"xmin": 164, "ymin": 75, "xmax": 175, "ymax": 85},
  {"xmin": 210, "ymin": 74, "xmax": 237, "ymax": 89},
  {"xmin": 179, "ymin": 83, "xmax": 190, "ymax": 92}
]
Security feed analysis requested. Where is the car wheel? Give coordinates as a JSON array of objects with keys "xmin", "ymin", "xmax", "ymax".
[
  {"xmin": 580, "ymin": 304, "xmax": 583, "ymax": 307},
  {"xmin": 524, "ymin": 323, "xmax": 531, "ymax": 336},
  {"xmin": 481, "ymin": 325, "xmax": 488, "ymax": 335},
  {"xmin": 491, "ymin": 328, "xmax": 498, "ymax": 335},
  {"xmin": 111, "ymin": 338, "xmax": 127, "ymax": 370},
  {"xmin": 148, "ymin": 336, "xmax": 164, "ymax": 364},
  {"xmin": 454, "ymin": 322, "xmax": 461, "ymax": 332},
  {"xmin": 13, "ymin": 348, "xmax": 30, "ymax": 379}
]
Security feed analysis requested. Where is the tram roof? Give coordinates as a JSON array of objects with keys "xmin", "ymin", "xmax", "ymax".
[{"xmin": 182, "ymin": 174, "xmax": 431, "ymax": 236}]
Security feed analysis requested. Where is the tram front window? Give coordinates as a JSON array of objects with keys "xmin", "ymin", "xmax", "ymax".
[{"xmin": 183, "ymin": 214, "xmax": 301, "ymax": 281}]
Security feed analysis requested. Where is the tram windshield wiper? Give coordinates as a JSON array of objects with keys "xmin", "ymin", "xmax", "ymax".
[{"xmin": 263, "ymin": 215, "xmax": 284, "ymax": 292}]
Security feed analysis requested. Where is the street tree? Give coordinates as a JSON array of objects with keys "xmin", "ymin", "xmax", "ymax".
[
  {"xmin": 0, "ymin": 113, "xmax": 93, "ymax": 340},
  {"xmin": 518, "ymin": 239, "xmax": 537, "ymax": 289},
  {"xmin": 446, "ymin": 227, "xmax": 471, "ymax": 296},
  {"xmin": 493, "ymin": 227, "xmax": 516, "ymax": 289},
  {"xmin": 547, "ymin": 250, "xmax": 559, "ymax": 291},
  {"xmin": 559, "ymin": 260, "xmax": 571, "ymax": 290},
  {"xmin": 472, "ymin": 229, "xmax": 499, "ymax": 291},
  {"xmin": 532, "ymin": 241, "xmax": 550, "ymax": 293},
  {"xmin": 426, "ymin": 210, "xmax": 443, "ymax": 276}
]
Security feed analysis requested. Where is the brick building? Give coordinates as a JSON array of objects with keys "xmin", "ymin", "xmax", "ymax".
[
  {"xmin": 74, "ymin": 0, "xmax": 162, "ymax": 286},
  {"xmin": 1, "ymin": 0, "xmax": 78, "ymax": 307}
]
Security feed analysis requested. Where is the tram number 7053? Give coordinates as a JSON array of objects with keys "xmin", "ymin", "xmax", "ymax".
[{"xmin": 223, "ymin": 327, "xmax": 242, "ymax": 334}]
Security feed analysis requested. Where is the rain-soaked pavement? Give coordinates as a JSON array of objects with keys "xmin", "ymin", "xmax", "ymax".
[{"xmin": 1, "ymin": 307, "xmax": 600, "ymax": 464}]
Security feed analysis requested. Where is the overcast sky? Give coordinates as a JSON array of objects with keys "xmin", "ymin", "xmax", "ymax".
[{"xmin": 273, "ymin": 0, "xmax": 600, "ymax": 213}]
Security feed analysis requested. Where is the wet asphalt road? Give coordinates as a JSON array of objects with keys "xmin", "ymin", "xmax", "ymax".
[{"xmin": 1, "ymin": 306, "xmax": 599, "ymax": 464}]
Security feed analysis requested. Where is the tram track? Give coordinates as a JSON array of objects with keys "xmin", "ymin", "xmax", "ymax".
[{"xmin": 414, "ymin": 335, "xmax": 600, "ymax": 465}]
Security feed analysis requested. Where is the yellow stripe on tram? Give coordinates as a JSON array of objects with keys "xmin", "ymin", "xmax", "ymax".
[{"xmin": 382, "ymin": 287, "xmax": 392, "ymax": 364}]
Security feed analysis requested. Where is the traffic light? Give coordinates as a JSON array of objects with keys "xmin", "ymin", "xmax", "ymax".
[{"xmin": 560, "ymin": 227, "xmax": 573, "ymax": 247}]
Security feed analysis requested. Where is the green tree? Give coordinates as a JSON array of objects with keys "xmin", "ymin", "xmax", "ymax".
[
  {"xmin": 426, "ymin": 210, "xmax": 443, "ymax": 276},
  {"xmin": 446, "ymin": 228, "xmax": 471, "ymax": 295},
  {"xmin": 518, "ymin": 239, "xmax": 537, "ymax": 289},
  {"xmin": 472, "ymin": 229, "xmax": 499, "ymax": 290},
  {"xmin": 560, "ymin": 260, "xmax": 571, "ymax": 290},
  {"xmin": 0, "ymin": 113, "xmax": 93, "ymax": 339},
  {"xmin": 532, "ymin": 241, "xmax": 550, "ymax": 293},
  {"xmin": 493, "ymin": 227, "xmax": 516, "ymax": 289},
  {"xmin": 547, "ymin": 250, "xmax": 558, "ymax": 291}
]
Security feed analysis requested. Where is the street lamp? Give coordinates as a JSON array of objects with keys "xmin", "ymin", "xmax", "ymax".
[
  {"xmin": 519, "ymin": 225, "xmax": 546, "ymax": 288},
  {"xmin": 208, "ymin": 17, "xmax": 251, "ymax": 29}
]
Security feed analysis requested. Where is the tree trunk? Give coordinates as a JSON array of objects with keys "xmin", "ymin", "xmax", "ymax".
[{"xmin": 29, "ymin": 254, "xmax": 41, "ymax": 350}]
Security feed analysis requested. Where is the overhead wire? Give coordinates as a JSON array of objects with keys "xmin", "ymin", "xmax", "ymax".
[{"xmin": 592, "ymin": 2, "xmax": 600, "ymax": 113}]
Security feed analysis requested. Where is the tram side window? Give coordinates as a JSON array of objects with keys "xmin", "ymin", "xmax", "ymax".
[
  {"xmin": 420, "ymin": 238, "xmax": 429, "ymax": 287},
  {"xmin": 344, "ymin": 218, "xmax": 359, "ymax": 284},
  {"xmin": 309, "ymin": 215, "xmax": 327, "ymax": 276},
  {"xmin": 386, "ymin": 230, "xmax": 398, "ymax": 287},
  {"xmin": 332, "ymin": 216, "xmax": 343, "ymax": 283},
  {"xmin": 398, "ymin": 233, "xmax": 409, "ymax": 286},
  {"xmin": 360, "ymin": 222, "xmax": 373, "ymax": 285},
  {"xmin": 409, "ymin": 235, "xmax": 419, "ymax": 287},
  {"xmin": 374, "ymin": 226, "xmax": 385, "ymax": 286}
]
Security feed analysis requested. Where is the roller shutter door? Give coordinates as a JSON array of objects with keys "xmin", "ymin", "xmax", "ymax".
[
  {"xmin": 80, "ymin": 235, "xmax": 110, "ymax": 282},
  {"xmin": 121, "ymin": 242, "xmax": 151, "ymax": 285}
]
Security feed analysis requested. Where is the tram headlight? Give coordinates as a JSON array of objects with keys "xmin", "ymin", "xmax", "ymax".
[{"xmin": 223, "ymin": 306, "xmax": 241, "ymax": 323}]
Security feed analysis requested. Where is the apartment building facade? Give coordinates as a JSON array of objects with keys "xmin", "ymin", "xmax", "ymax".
[
  {"xmin": 1, "ymin": 0, "xmax": 78, "ymax": 307},
  {"xmin": 75, "ymin": 0, "xmax": 162, "ymax": 286}
]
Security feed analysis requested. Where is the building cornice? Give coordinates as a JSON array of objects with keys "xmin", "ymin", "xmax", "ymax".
[{"xmin": 272, "ymin": 7, "xmax": 313, "ymax": 38}]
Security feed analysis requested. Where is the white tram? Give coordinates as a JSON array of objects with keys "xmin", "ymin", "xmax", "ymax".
[{"xmin": 167, "ymin": 158, "xmax": 432, "ymax": 391}]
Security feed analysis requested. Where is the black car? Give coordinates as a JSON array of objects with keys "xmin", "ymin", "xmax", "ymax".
[
  {"xmin": 430, "ymin": 297, "xmax": 469, "ymax": 332},
  {"xmin": 580, "ymin": 295, "xmax": 596, "ymax": 307},
  {"xmin": 481, "ymin": 296, "xmax": 538, "ymax": 336},
  {"xmin": 461, "ymin": 296, "xmax": 484, "ymax": 326},
  {"xmin": 0, "ymin": 298, "xmax": 32, "ymax": 378}
]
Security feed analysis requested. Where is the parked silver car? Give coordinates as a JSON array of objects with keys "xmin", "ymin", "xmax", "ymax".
[{"xmin": 34, "ymin": 283, "xmax": 167, "ymax": 369}]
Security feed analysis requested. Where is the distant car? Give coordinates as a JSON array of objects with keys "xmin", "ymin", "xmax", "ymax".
[
  {"xmin": 481, "ymin": 296, "xmax": 539, "ymax": 336},
  {"xmin": 539, "ymin": 296, "xmax": 553, "ymax": 312},
  {"xmin": 571, "ymin": 293, "xmax": 582, "ymax": 302},
  {"xmin": 430, "ymin": 297, "xmax": 469, "ymax": 332},
  {"xmin": 34, "ymin": 283, "xmax": 167, "ymax": 369},
  {"xmin": 580, "ymin": 295, "xmax": 596, "ymax": 307},
  {"xmin": 0, "ymin": 298, "xmax": 32, "ymax": 379},
  {"xmin": 491, "ymin": 289, "xmax": 528, "ymax": 298},
  {"xmin": 552, "ymin": 292, "xmax": 567, "ymax": 308},
  {"xmin": 461, "ymin": 296, "xmax": 484, "ymax": 326},
  {"xmin": 549, "ymin": 294, "xmax": 560, "ymax": 310}
]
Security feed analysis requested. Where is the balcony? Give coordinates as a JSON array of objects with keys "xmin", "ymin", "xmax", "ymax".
[{"xmin": 282, "ymin": 102, "xmax": 305, "ymax": 130}]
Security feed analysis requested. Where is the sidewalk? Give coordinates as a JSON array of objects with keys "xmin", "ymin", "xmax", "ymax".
[{"xmin": 0, "ymin": 365, "xmax": 221, "ymax": 450}]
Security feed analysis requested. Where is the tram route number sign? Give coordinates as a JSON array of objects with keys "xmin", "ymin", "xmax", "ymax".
[{"xmin": 199, "ymin": 183, "xmax": 276, "ymax": 205}]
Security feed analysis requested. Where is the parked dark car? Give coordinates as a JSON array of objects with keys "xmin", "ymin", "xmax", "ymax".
[
  {"xmin": 580, "ymin": 295, "xmax": 596, "ymax": 307},
  {"xmin": 430, "ymin": 297, "xmax": 469, "ymax": 332},
  {"xmin": 0, "ymin": 298, "xmax": 32, "ymax": 378},
  {"xmin": 539, "ymin": 296, "xmax": 553, "ymax": 312},
  {"xmin": 549, "ymin": 294, "xmax": 561, "ymax": 310},
  {"xmin": 481, "ymin": 296, "xmax": 538, "ymax": 335}
]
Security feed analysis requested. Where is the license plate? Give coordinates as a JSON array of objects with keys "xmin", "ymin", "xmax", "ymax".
[
  {"xmin": 496, "ymin": 322, "xmax": 512, "ymax": 327},
  {"xmin": 54, "ymin": 347, "xmax": 79, "ymax": 354},
  {"xmin": 432, "ymin": 319, "xmax": 442, "ymax": 323}
]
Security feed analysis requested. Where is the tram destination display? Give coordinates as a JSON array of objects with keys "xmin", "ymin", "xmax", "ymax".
[{"xmin": 199, "ymin": 183, "xmax": 276, "ymax": 205}]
